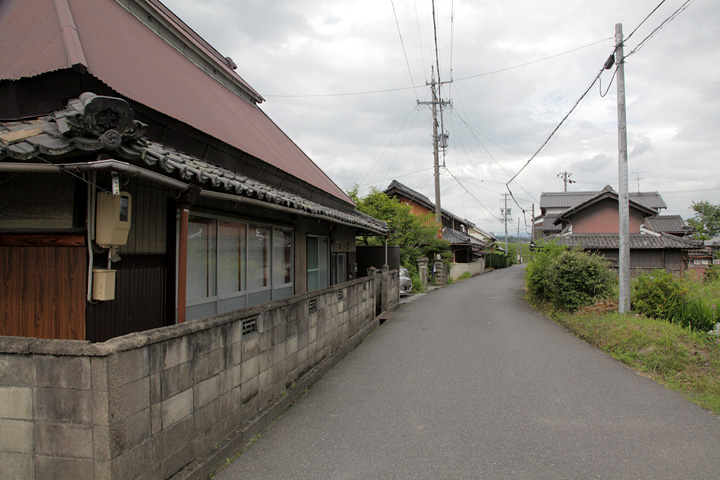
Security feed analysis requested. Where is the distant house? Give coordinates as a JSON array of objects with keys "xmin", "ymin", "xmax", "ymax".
[
  {"xmin": 536, "ymin": 186, "xmax": 668, "ymax": 239},
  {"xmin": 383, "ymin": 180, "xmax": 487, "ymax": 264},
  {"xmin": 0, "ymin": 0, "xmax": 387, "ymax": 341},
  {"xmin": 538, "ymin": 186, "xmax": 700, "ymax": 274}
]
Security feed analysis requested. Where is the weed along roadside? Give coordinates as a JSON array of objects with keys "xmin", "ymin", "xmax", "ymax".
[{"xmin": 525, "ymin": 244, "xmax": 720, "ymax": 416}]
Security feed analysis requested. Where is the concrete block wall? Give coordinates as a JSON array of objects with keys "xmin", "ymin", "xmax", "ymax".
[
  {"xmin": 0, "ymin": 276, "xmax": 385, "ymax": 480},
  {"xmin": 449, "ymin": 260, "xmax": 486, "ymax": 280}
]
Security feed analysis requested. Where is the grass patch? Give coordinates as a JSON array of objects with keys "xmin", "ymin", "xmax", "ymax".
[{"xmin": 537, "ymin": 298, "xmax": 720, "ymax": 415}]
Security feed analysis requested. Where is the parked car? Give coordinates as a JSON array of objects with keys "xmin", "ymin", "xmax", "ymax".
[{"xmin": 399, "ymin": 267, "xmax": 412, "ymax": 295}]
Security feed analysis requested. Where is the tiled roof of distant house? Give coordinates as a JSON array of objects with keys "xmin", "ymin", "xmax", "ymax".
[{"xmin": 540, "ymin": 186, "xmax": 667, "ymax": 212}]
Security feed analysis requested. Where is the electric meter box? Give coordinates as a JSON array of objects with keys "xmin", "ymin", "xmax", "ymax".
[
  {"xmin": 93, "ymin": 268, "xmax": 116, "ymax": 301},
  {"xmin": 96, "ymin": 191, "xmax": 132, "ymax": 247}
]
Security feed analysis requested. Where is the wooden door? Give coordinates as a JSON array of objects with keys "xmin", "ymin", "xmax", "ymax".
[{"xmin": 1, "ymin": 238, "xmax": 86, "ymax": 340}]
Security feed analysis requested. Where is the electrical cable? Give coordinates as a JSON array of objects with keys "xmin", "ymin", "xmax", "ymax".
[
  {"xmin": 260, "ymin": 38, "xmax": 612, "ymax": 98},
  {"xmin": 625, "ymin": 0, "xmax": 668, "ymax": 42},
  {"xmin": 390, "ymin": 0, "xmax": 420, "ymax": 102},
  {"xmin": 414, "ymin": 0, "xmax": 427, "ymax": 82},
  {"xmin": 358, "ymin": 104, "xmax": 421, "ymax": 186},
  {"xmin": 625, "ymin": 0, "xmax": 694, "ymax": 59},
  {"xmin": 357, "ymin": 167, "xmax": 435, "ymax": 188},
  {"xmin": 453, "ymin": 38, "xmax": 612, "ymax": 83},
  {"xmin": 505, "ymin": 62, "xmax": 607, "ymax": 187},
  {"xmin": 445, "ymin": 166, "xmax": 504, "ymax": 222}
]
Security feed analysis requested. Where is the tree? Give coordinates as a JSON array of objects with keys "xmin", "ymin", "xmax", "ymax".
[
  {"xmin": 347, "ymin": 185, "xmax": 438, "ymax": 269},
  {"xmin": 687, "ymin": 201, "xmax": 720, "ymax": 241}
]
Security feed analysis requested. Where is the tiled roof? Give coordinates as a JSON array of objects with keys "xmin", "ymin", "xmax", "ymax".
[
  {"xmin": 0, "ymin": 0, "xmax": 351, "ymax": 204},
  {"xmin": 442, "ymin": 227, "xmax": 486, "ymax": 247},
  {"xmin": 541, "ymin": 215, "xmax": 562, "ymax": 231},
  {"xmin": 540, "ymin": 186, "xmax": 666, "ymax": 211},
  {"xmin": 706, "ymin": 236, "xmax": 720, "ymax": 247},
  {"xmin": 644, "ymin": 215, "xmax": 693, "ymax": 234},
  {"xmin": 543, "ymin": 233, "xmax": 701, "ymax": 250},
  {"xmin": 0, "ymin": 94, "xmax": 388, "ymax": 234}
]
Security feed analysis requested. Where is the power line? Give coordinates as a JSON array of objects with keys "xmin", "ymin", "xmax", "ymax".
[
  {"xmin": 505, "ymin": 62, "xmax": 608, "ymax": 188},
  {"xmin": 261, "ymin": 39, "xmax": 612, "ymax": 99},
  {"xmin": 390, "ymin": 0, "xmax": 420, "ymax": 101},
  {"xmin": 357, "ymin": 166, "xmax": 435, "ymax": 189},
  {"xmin": 453, "ymin": 38, "xmax": 612, "ymax": 83},
  {"xmin": 444, "ymin": 166, "xmax": 504, "ymax": 223},
  {"xmin": 413, "ymin": 0, "xmax": 427, "ymax": 82},
  {"xmin": 625, "ymin": 0, "xmax": 695, "ymax": 59},
  {"xmin": 625, "ymin": 0, "xmax": 668, "ymax": 42},
  {"xmin": 358, "ymin": 104, "xmax": 422, "ymax": 186},
  {"xmin": 504, "ymin": 0, "xmax": 697, "ymax": 211}
]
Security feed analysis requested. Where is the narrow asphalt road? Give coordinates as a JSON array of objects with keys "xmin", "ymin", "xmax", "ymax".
[{"xmin": 216, "ymin": 266, "xmax": 720, "ymax": 479}]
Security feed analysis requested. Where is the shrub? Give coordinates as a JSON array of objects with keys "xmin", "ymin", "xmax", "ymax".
[
  {"xmin": 632, "ymin": 270, "xmax": 688, "ymax": 320},
  {"xmin": 524, "ymin": 242, "xmax": 568, "ymax": 301},
  {"xmin": 673, "ymin": 298, "xmax": 718, "ymax": 332},
  {"xmin": 411, "ymin": 275, "xmax": 425, "ymax": 293},
  {"xmin": 545, "ymin": 249, "xmax": 614, "ymax": 311},
  {"xmin": 489, "ymin": 251, "xmax": 508, "ymax": 269}
]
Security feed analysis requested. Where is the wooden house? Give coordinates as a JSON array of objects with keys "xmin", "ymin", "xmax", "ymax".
[
  {"xmin": 0, "ymin": 0, "xmax": 387, "ymax": 342},
  {"xmin": 539, "ymin": 186, "xmax": 700, "ymax": 274}
]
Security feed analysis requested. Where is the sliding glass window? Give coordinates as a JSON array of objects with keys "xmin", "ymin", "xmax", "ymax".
[
  {"xmin": 183, "ymin": 214, "xmax": 293, "ymax": 321},
  {"xmin": 307, "ymin": 235, "xmax": 329, "ymax": 291}
]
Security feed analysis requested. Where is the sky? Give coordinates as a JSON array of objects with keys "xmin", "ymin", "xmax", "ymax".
[{"xmin": 161, "ymin": 0, "xmax": 719, "ymax": 237}]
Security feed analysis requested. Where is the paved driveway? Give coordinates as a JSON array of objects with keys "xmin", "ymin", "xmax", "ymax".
[{"xmin": 216, "ymin": 265, "xmax": 720, "ymax": 479}]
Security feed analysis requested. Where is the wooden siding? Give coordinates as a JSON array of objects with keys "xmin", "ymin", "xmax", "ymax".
[
  {"xmin": 86, "ymin": 257, "xmax": 168, "ymax": 342},
  {"xmin": 0, "ymin": 245, "xmax": 86, "ymax": 340},
  {"xmin": 120, "ymin": 179, "xmax": 170, "ymax": 255}
]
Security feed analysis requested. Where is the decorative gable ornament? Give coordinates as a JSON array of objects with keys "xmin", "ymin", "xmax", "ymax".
[{"xmin": 63, "ymin": 92, "xmax": 147, "ymax": 152}]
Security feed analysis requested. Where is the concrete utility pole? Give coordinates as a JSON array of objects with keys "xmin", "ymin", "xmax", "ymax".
[
  {"xmin": 418, "ymin": 66, "xmax": 452, "ymax": 230},
  {"xmin": 615, "ymin": 23, "xmax": 631, "ymax": 313},
  {"xmin": 531, "ymin": 203, "xmax": 535, "ymax": 243},
  {"xmin": 517, "ymin": 218, "xmax": 521, "ymax": 264},
  {"xmin": 501, "ymin": 193, "xmax": 511, "ymax": 266},
  {"xmin": 557, "ymin": 171, "xmax": 575, "ymax": 192}
]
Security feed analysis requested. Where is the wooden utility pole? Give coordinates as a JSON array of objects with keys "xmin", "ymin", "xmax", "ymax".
[{"xmin": 615, "ymin": 23, "xmax": 631, "ymax": 313}]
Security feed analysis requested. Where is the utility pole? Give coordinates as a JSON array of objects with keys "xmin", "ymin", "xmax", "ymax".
[
  {"xmin": 557, "ymin": 171, "xmax": 575, "ymax": 192},
  {"xmin": 501, "ymin": 193, "xmax": 511, "ymax": 266},
  {"xmin": 516, "ymin": 218, "xmax": 521, "ymax": 264},
  {"xmin": 418, "ymin": 66, "xmax": 451, "ymax": 230},
  {"xmin": 615, "ymin": 23, "xmax": 630, "ymax": 314},
  {"xmin": 531, "ymin": 203, "xmax": 535, "ymax": 244}
]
